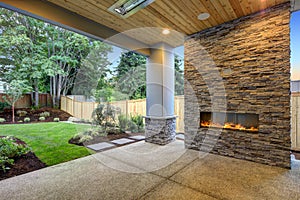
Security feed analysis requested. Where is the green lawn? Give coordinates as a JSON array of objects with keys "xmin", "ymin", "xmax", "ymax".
[{"xmin": 0, "ymin": 122, "xmax": 92, "ymax": 166}]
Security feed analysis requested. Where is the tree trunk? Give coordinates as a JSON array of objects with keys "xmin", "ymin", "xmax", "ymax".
[
  {"xmin": 12, "ymin": 103, "xmax": 15, "ymax": 123},
  {"xmin": 52, "ymin": 76, "xmax": 57, "ymax": 107},
  {"xmin": 50, "ymin": 76, "xmax": 54, "ymax": 108},
  {"xmin": 30, "ymin": 92, "xmax": 34, "ymax": 107},
  {"xmin": 34, "ymin": 79, "xmax": 39, "ymax": 107},
  {"xmin": 56, "ymin": 74, "xmax": 62, "ymax": 107}
]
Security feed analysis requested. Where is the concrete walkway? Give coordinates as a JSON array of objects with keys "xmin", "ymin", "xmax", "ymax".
[{"xmin": 0, "ymin": 140, "xmax": 300, "ymax": 200}]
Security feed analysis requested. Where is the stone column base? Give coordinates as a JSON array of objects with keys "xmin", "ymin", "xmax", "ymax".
[{"xmin": 144, "ymin": 116, "xmax": 176, "ymax": 145}]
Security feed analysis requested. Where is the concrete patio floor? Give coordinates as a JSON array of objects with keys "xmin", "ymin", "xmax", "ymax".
[{"xmin": 0, "ymin": 140, "xmax": 300, "ymax": 200}]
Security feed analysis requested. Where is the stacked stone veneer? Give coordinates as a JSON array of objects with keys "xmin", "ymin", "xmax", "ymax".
[
  {"xmin": 184, "ymin": 3, "xmax": 291, "ymax": 168},
  {"xmin": 145, "ymin": 117, "xmax": 176, "ymax": 145}
]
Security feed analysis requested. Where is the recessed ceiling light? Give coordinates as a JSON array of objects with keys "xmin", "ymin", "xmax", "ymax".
[
  {"xmin": 198, "ymin": 13, "xmax": 210, "ymax": 20},
  {"xmin": 162, "ymin": 29, "xmax": 170, "ymax": 35}
]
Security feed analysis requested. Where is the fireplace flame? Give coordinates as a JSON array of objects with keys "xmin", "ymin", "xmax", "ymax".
[{"xmin": 200, "ymin": 121, "xmax": 258, "ymax": 132}]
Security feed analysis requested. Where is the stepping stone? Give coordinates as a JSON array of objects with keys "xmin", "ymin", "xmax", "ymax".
[
  {"xmin": 87, "ymin": 142, "xmax": 115, "ymax": 151},
  {"xmin": 129, "ymin": 135, "xmax": 145, "ymax": 140},
  {"xmin": 176, "ymin": 134, "xmax": 185, "ymax": 140},
  {"xmin": 111, "ymin": 138, "xmax": 135, "ymax": 145}
]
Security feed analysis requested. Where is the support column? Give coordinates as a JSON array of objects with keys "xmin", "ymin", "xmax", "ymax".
[{"xmin": 145, "ymin": 43, "xmax": 176, "ymax": 145}]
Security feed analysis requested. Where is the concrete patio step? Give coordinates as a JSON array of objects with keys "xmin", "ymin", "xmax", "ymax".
[
  {"xmin": 111, "ymin": 138, "xmax": 135, "ymax": 145},
  {"xmin": 86, "ymin": 142, "xmax": 115, "ymax": 151}
]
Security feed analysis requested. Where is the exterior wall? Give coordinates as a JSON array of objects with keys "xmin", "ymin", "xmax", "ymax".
[{"xmin": 184, "ymin": 3, "xmax": 291, "ymax": 168}]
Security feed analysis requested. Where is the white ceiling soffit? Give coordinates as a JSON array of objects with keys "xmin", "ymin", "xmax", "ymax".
[{"xmin": 291, "ymin": 0, "xmax": 300, "ymax": 12}]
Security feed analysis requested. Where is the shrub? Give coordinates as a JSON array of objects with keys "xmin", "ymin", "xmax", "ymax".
[
  {"xmin": 53, "ymin": 118, "xmax": 60, "ymax": 122},
  {"xmin": 0, "ymin": 136, "xmax": 31, "ymax": 172},
  {"xmin": 24, "ymin": 117, "xmax": 31, "ymax": 123},
  {"xmin": 0, "ymin": 102, "xmax": 10, "ymax": 112},
  {"xmin": 118, "ymin": 114, "xmax": 131, "ymax": 132},
  {"xmin": 0, "ymin": 156, "xmax": 14, "ymax": 172},
  {"xmin": 128, "ymin": 121, "xmax": 138, "ymax": 133},
  {"xmin": 92, "ymin": 103, "xmax": 121, "ymax": 131},
  {"xmin": 118, "ymin": 114, "xmax": 144, "ymax": 133},
  {"xmin": 30, "ymin": 105, "xmax": 40, "ymax": 111},
  {"xmin": 39, "ymin": 111, "xmax": 50, "ymax": 118},
  {"xmin": 130, "ymin": 114, "xmax": 144, "ymax": 132},
  {"xmin": 53, "ymin": 105, "xmax": 59, "ymax": 109},
  {"xmin": 16, "ymin": 110, "xmax": 27, "ymax": 117},
  {"xmin": 0, "ymin": 118, "xmax": 6, "ymax": 123},
  {"xmin": 106, "ymin": 127, "xmax": 122, "ymax": 135},
  {"xmin": 79, "ymin": 135, "xmax": 93, "ymax": 143},
  {"xmin": 39, "ymin": 116, "xmax": 45, "ymax": 121},
  {"xmin": 71, "ymin": 128, "xmax": 99, "ymax": 144}
]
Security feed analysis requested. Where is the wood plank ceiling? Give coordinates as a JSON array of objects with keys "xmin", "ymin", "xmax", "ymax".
[{"xmin": 47, "ymin": 0, "xmax": 289, "ymax": 47}]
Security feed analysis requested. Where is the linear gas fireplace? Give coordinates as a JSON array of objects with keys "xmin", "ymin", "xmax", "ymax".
[{"xmin": 200, "ymin": 112, "xmax": 259, "ymax": 132}]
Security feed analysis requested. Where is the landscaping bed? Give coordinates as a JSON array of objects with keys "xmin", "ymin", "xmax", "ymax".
[
  {"xmin": 0, "ymin": 107, "xmax": 72, "ymax": 124},
  {"xmin": 0, "ymin": 136, "xmax": 46, "ymax": 181},
  {"xmin": 0, "ymin": 151, "xmax": 46, "ymax": 181}
]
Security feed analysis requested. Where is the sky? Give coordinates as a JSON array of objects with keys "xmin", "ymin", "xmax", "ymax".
[{"xmin": 291, "ymin": 11, "xmax": 300, "ymax": 80}]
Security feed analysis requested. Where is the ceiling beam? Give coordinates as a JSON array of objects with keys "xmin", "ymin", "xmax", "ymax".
[{"xmin": 0, "ymin": 0, "xmax": 150, "ymax": 56}]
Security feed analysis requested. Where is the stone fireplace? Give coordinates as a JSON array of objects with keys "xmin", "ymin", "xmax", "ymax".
[{"xmin": 184, "ymin": 2, "xmax": 291, "ymax": 168}]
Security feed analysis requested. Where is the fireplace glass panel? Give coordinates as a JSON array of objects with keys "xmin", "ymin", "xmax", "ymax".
[{"xmin": 200, "ymin": 112, "xmax": 259, "ymax": 132}]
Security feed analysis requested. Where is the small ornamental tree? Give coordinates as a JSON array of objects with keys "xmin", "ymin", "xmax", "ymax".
[{"xmin": 2, "ymin": 80, "xmax": 31, "ymax": 122}]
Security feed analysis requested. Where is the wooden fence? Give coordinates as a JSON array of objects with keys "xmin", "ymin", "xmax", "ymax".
[
  {"xmin": 0, "ymin": 93, "xmax": 52, "ymax": 108},
  {"xmin": 61, "ymin": 96, "xmax": 185, "ymax": 132},
  {"xmin": 291, "ymin": 93, "xmax": 300, "ymax": 150}
]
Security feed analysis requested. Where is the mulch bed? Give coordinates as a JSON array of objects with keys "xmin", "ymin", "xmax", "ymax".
[
  {"xmin": 0, "ymin": 137, "xmax": 46, "ymax": 181},
  {"xmin": 0, "ymin": 107, "xmax": 72, "ymax": 124}
]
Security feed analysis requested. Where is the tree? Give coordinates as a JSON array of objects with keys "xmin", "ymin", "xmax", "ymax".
[
  {"xmin": 2, "ymin": 80, "xmax": 31, "ymax": 122},
  {"xmin": 113, "ymin": 51, "xmax": 146, "ymax": 100},
  {"xmin": 72, "ymin": 42, "xmax": 112, "ymax": 98},
  {"xmin": 45, "ymin": 25, "xmax": 104, "ymax": 107},
  {"xmin": 113, "ymin": 52, "xmax": 184, "ymax": 100},
  {"xmin": 0, "ymin": 8, "xmax": 61, "ymax": 107},
  {"xmin": 0, "ymin": 8, "xmax": 112, "ymax": 108},
  {"xmin": 175, "ymin": 55, "xmax": 184, "ymax": 95}
]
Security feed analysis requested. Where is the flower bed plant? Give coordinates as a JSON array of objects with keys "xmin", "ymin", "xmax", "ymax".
[
  {"xmin": 39, "ymin": 111, "xmax": 50, "ymax": 118},
  {"xmin": 53, "ymin": 117, "xmax": 60, "ymax": 122},
  {"xmin": 0, "ymin": 136, "xmax": 31, "ymax": 172},
  {"xmin": 24, "ymin": 117, "xmax": 30, "ymax": 123},
  {"xmin": 16, "ymin": 110, "xmax": 27, "ymax": 117}
]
